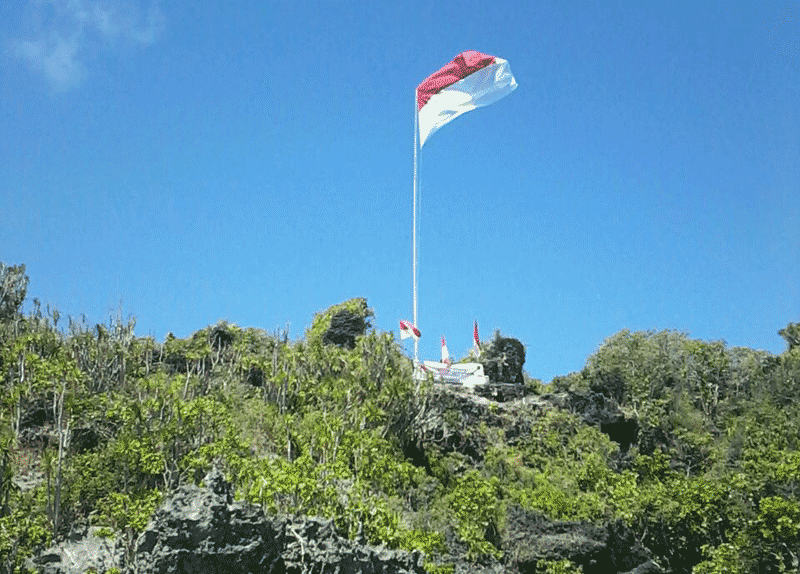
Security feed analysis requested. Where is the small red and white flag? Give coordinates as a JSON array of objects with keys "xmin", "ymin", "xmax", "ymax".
[
  {"xmin": 399, "ymin": 320, "xmax": 421, "ymax": 340},
  {"xmin": 416, "ymin": 51, "xmax": 518, "ymax": 147},
  {"xmin": 473, "ymin": 321, "xmax": 481, "ymax": 357},
  {"xmin": 441, "ymin": 336, "xmax": 452, "ymax": 365}
]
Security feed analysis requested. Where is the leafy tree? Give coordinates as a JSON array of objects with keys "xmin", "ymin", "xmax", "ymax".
[
  {"xmin": 768, "ymin": 347, "xmax": 800, "ymax": 406},
  {"xmin": 0, "ymin": 489, "xmax": 50, "ymax": 574},
  {"xmin": 66, "ymin": 312, "xmax": 140, "ymax": 393},
  {"xmin": 778, "ymin": 322, "xmax": 800, "ymax": 351},
  {"xmin": 444, "ymin": 470, "xmax": 503, "ymax": 560},
  {"xmin": 751, "ymin": 495, "xmax": 800, "ymax": 572},
  {"xmin": 693, "ymin": 542, "xmax": 746, "ymax": 574},
  {"xmin": 583, "ymin": 330, "xmax": 684, "ymax": 429},
  {"xmin": 0, "ymin": 264, "xmax": 28, "ymax": 322}
]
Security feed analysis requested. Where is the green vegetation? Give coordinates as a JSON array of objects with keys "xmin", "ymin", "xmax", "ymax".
[{"xmin": 1, "ymin": 262, "xmax": 799, "ymax": 574}]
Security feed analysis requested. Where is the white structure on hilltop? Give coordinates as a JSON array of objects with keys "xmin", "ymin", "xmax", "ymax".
[{"xmin": 415, "ymin": 361, "xmax": 490, "ymax": 388}]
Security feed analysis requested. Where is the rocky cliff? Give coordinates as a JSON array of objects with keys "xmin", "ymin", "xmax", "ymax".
[
  {"xmin": 29, "ymin": 388, "xmax": 660, "ymax": 574},
  {"xmin": 30, "ymin": 467, "xmax": 426, "ymax": 574}
]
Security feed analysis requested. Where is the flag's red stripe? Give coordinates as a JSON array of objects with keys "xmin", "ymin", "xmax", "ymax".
[
  {"xmin": 417, "ymin": 51, "xmax": 496, "ymax": 111},
  {"xmin": 400, "ymin": 320, "xmax": 422, "ymax": 338}
]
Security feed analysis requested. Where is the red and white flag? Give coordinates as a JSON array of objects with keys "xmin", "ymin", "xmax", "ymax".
[
  {"xmin": 416, "ymin": 51, "xmax": 518, "ymax": 147},
  {"xmin": 473, "ymin": 321, "xmax": 481, "ymax": 357},
  {"xmin": 441, "ymin": 336, "xmax": 452, "ymax": 365},
  {"xmin": 399, "ymin": 320, "xmax": 421, "ymax": 340}
]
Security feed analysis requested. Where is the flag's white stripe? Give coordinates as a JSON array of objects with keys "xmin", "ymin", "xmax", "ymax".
[{"xmin": 418, "ymin": 58, "xmax": 517, "ymax": 147}]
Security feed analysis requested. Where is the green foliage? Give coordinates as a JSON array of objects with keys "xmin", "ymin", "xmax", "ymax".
[
  {"xmin": 0, "ymin": 434, "xmax": 16, "ymax": 517},
  {"xmin": 482, "ymin": 414, "xmax": 617, "ymax": 523},
  {"xmin": 733, "ymin": 401, "xmax": 800, "ymax": 490},
  {"xmin": 580, "ymin": 328, "xmax": 793, "ymax": 481},
  {"xmin": 423, "ymin": 563, "xmax": 455, "ymax": 574},
  {"xmin": 237, "ymin": 451, "xmax": 405, "ymax": 547},
  {"xmin": 633, "ymin": 450, "xmax": 674, "ymax": 483},
  {"xmin": 66, "ymin": 312, "xmax": 141, "ymax": 393},
  {"xmin": 162, "ymin": 330, "xmax": 212, "ymax": 376},
  {"xmin": 669, "ymin": 396, "xmax": 718, "ymax": 475},
  {"xmin": 773, "ymin": 450, "xmax": 800, "ymax": 492},
  {"xmin": 444, "ymin": 470, "xmax": 503, "ymax": 560},
  {"xmin": 397, "ymin": 529, "xmax": 447, "ymax": 556},
  {"xmin": 62, "ymin": 371, "xmax": 247, "ymax": 534},
  {"xmin": 769, "ymin": 347, "xmax": 800, "ymax": 405},
  {"xmin": 584, "ymin": 329, "xmax": 686, "ymax": 429},
  {"xmin": 750, "ymin": 496, "xmax": 800, "ymax": 573},
  {"xmin": 96, "ymin": 489, "xmax": 162, "ymax": 533},
  {"xmin": 0, "ymin": 490, "xmax": 50, "ymax": 574},
  {"xmin": 0, "ymin": 313, "xmax": 82, "ymax": 446},
  {"xmin": 549, "ymin": 372, "xmax": 586, "ymax": 392},
  {"xmin": 535, "ymin": 559, "xmax": 583, "ymax": 574},
  {"xmin": 523, "ymin": 374, "xmax": 546, "ymax": 395},
  {"xmin": 755, "ymin": 496, "xmax": 800, "ymax": 543},
  {"xmin": 5, "ymin": 270, "xmax": 800, "ymax": 574},
  {"xmin": 693, "ymin": 542, "xmax": 746, "ymax": 574},
  {"xmin": 479, "ymin": 332, "xmax": 526, "ymax": 384},
  {"xmin": 511, "ymin": 471, "xmax": 604, "ymax": 521}
]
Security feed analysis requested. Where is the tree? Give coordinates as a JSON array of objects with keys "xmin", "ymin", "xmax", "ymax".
[
  {"xmin": 779, "ymin": 322, "xmax": 800, "ymax": 351},
  {"xmin": 0, "ymin": 263, "xmax": 28, "ymax": 322}
]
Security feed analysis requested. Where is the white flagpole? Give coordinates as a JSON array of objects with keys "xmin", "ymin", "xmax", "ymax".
[{"xmin": 412, "ymin": 90, "xmax": 420, "ymax": 366}]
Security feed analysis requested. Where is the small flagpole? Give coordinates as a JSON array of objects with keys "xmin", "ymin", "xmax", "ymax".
[{"xmin": 412, "ymin": 89, "xmax": 420, "ymax": 366}]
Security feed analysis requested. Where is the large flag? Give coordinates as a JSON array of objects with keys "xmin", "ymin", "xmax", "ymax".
[
  {"xmin": 416, "ymin": 51, "xmax": 518, "ymax": 147},
  {"xmin": 399, "ymin": 320, "xmax": 421, "ymax": 340}
]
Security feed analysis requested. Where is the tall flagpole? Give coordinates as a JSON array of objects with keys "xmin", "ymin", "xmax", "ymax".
[{"xmin": 412, "ymin": 90, "xmax": 419, "ymax": 366}]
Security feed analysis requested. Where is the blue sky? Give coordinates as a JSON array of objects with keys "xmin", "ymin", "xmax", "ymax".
[{"xmin": 2, "ymin": 0, "xmax": 798, "ymax": 382}]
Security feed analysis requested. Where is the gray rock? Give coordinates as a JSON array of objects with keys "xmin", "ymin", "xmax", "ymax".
[
  {"xmin": 128, "ymin": 466, "xmax": 425, "ymax": 574},
  {"xmin": 27, "ymin": 527, "xmax": 124, "ymax": 574},
  {"xmin": 410, "ymin": 387, "xmax": 510, "ymax": 463},
  {"xmin": 480, "ymin": 336, "xmax": 526, "ymax": 385},
  {"xmin": 502, "ymin": 506, "xmax": 660, "ymax": 574},
  {"xmin": 622, "ymin": 560, "xmax": 666, "ymax": 574},
  {"xmin": 453, "ymin": 560, "xmax": 505, "ymax": 574},
  {"xmin": 129, "ymin": 467, "xmax": 284, "ymax": 574},
  {"xmin": 322, "ymin": 309, "xmax": 370, "ymax": 350},
  {"xmin": 282, "ymin": 515, "xmax": 425, "ymax": 573}
]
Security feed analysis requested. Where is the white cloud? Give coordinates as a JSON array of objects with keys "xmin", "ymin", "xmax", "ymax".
[
  {"xmin": 11, "ymin": 0, "xmax": 164, "ymax": 92},
  {"xmin": 15, "ymin": 33, "xmax": 87, "ymax": 92}
]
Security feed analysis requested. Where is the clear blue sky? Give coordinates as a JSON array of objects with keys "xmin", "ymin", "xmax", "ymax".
[{"xmin": 2, "ymin": 0, "xmax": 798, "ymax": 382}]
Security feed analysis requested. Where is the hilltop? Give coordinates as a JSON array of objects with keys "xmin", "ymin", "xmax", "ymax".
[{"xmin": 1, "ymin": 263, "xmax": 799, "ymax": 574}]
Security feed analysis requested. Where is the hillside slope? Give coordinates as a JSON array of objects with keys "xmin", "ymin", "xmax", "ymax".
[{"xmin": 2, "ymin": 265, "xmax": 799, "ymax": 574}]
